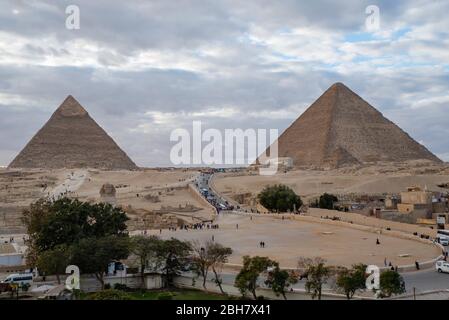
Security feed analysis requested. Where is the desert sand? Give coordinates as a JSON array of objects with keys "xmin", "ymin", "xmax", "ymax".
[
  {"xmin": 212, "ymin": 163, "xmax": 449, "ymax": 204},
  {"xmin": 146, "ymin": 211, "xmax": 441, "ymax": 268},
  {"xmin": 0, "ymin": 168, "xmax": 215, "ymax": 233}
]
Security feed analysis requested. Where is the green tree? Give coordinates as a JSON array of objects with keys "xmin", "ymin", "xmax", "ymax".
[
  {"xmin": 22, "ymin": 198, "xmax": 129, "ymax": 266},
  {"xmin": 235, "ymin": 256, "xmax": 278, "ymax": 299},
  {"xmin": 265, "ymin": 267, "xmax": 298, "ymax": 300},
  {"xmin": 71, "ymin": 235, "xmax": 130, "ymax": 289},
  {"xmin": 335, "ymin": 264, "xmax": 367, "ymax": 299},
  {"xmin": 36, "ymin": 245, "xmax": 71, "ymax": 284},
  {"xmin": 379, "ymin": 270, "xmax": 406, "ymax": 298},
  {"xmin": 153, "ymin": 238, "xmax": 192, "ymax": 287},
  {"xmin": 257, "ymin": 184, "xmax": 302, "ymax": 212},
  {"xmin": 131, "ymin": 235, "xmax": 160, "ymax": 283},
  {"xmin": 318, "ymin": 193, "xmax": 338, "ymax": 210},
  {"xmin": 298, "ymin": 257, "xmax": 331, "ymax": 300}
]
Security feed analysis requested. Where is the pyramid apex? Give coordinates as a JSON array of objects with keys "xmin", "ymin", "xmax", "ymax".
[
  {"xmin": 330, "ymin": 82, "xmax": 349, "ymax": 90},
  {"xmin": 56, "ymin": 95, "xmax": 88, "ymax": 117}
]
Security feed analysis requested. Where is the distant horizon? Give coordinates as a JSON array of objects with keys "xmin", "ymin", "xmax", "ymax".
[{"xmin": 2, "ymin": 81, "xmax": 448, "ymax": 168}]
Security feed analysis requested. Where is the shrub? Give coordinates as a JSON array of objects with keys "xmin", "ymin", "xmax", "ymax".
[
  {"xmin": 89, "ymin": 289, "xmax": 133, "ymax": 300},
  {"xmin": 379, "ymin": 270, "xmax": 406, "ymax": 298},
  {"xmin": 113, "ymin": 283, "xmax": 131, "ymax": 291},
  {"xmin": 257, "ymin": 185, "xmax": 302, "ymax": 212},
  {"xmin": 157, "ymin": 292, "xmax": 175, "ymax": 300},
  {"xmin": 318, "ymin": 193, "xmax": 338, "ymax": 210}
]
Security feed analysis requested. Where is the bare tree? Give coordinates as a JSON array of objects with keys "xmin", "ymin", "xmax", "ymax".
[
  {"xmin": 298, "ymin": 257, "xmax": 332, "ymax": 300},
  {"xmin": 191, "ymin": 241, "xmax": 233, "ymax": 293},
  {"xmin": 208, "ymin": 242, "xmax": 233, "ymax": 294},
  {"xmin": 191, "ymin": 240, "xmax": 213, "ymax": 289}
]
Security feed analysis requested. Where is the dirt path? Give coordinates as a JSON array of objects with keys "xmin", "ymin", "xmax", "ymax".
[{"xmin": 50, "ymin": 170, "xmax": 88, "ymax": 199}]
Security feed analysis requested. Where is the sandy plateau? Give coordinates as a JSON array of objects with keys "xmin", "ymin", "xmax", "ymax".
[
  {"xmin": 213, "ymin": 161, "xmax": 449, "ymax": 203},
  {"xmin": 0, "ymin": 168, "xmax": 215, "ymax": 233}
]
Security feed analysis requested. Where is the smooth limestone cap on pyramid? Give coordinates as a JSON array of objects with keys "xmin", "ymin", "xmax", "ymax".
[
  {"xmin": 265, "ymin": 82, "xmax": 441, "ymax": 168},
  {"xmin": 8, "ymin": 95, "xmax": 138, "ymax": 170}
]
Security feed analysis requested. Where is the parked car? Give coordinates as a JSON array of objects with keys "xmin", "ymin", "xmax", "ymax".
[
  {"xmin": 436, "ymin": 260, "xmax": 449, "ymax": 273},
  {"xmin": 1, "ymin": 273, "xmax": 34, "ymax": 286}
]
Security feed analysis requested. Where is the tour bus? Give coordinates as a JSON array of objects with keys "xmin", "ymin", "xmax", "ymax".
[{"xmin": 1, "ymin": 273, "xmax": 34, "ymax": 286}]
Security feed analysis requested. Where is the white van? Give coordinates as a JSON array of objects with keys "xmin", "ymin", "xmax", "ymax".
[
  {"xmin": 1, "ymin": 273, "xmax": 34, "ymax": 286},
  {"xmin": 437, "ymin": 234, "xmax": 449, "ymax": 246},
  {"xmin": 435, "ymin": 261, "xmax": 449, "ymax": 273}
]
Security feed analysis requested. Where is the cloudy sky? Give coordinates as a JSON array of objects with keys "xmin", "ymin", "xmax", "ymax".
[{"xmin": 0, "ymin": 0, "xmax": 448, "ymax": 167}]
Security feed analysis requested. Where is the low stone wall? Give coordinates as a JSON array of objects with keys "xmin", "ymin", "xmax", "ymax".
[
  {"xmin": 187, "ymin": 184, "xmax": 218, "ymax": 217},
  {"xmin": 221, "ymin": 212, "xmax": 443, "ymax": 273},
  {"xmin": 209, "ymin": 174, "xmax": 241, "ymax": 208},
  {"xmin": 308, "ymin": 208, "xmax": 438, "ymax": 237},
  {"xmin": 34, "ymin": 274, "xmax": 164, "ymax": 293},
  {"xmin": 289, "ymin": 214, "xmax": 443, "ymax": 272}
]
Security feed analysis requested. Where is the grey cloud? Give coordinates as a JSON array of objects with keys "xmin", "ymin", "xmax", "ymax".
[{"xmin": 0, "ymin": 0, "xmax": 448, "ymax": 166}]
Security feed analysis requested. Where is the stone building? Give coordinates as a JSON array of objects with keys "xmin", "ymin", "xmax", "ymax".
[{"xmin": 397, "ymin": 186, "xmax": 432, "ymax": 218}]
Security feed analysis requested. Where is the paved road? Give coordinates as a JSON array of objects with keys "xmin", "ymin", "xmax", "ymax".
[
  {"xmin": 183, "ymin": 267, "xmax": 449, "ymax": 299},
  {"xmin": 402, "ymin": 268, "xmax": 449, "ymax": 294},
  {"xmin": 200, "ymin": 173, "xmax": 449, "ymax": 297},
  {"xmin": 195, "ymin": 173, "xmax": 232, "ymax": 212}
]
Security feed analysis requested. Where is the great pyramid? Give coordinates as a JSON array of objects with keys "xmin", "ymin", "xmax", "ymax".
[
  {"xmin": 9, "ymin": 95, "xmax": 138, "ymax": 170},
  {"xmin": 265, "ymin": 82, "xmax": 441, "ymax": 168}
]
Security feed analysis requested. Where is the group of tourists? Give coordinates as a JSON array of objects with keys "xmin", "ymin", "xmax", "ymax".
[{"xmin": 166, "ymin": 223, "xmax": 220, "ymax": 232}]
